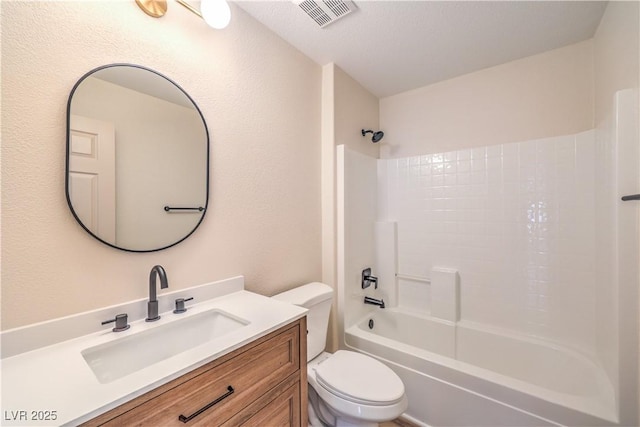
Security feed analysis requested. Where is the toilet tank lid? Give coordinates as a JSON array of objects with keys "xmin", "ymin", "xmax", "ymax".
[{"xmin": 272, "ymin": 282, "xmax": 333, "ymax": 307}]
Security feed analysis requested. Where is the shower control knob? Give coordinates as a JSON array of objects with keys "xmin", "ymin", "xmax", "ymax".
[{"xmin": 362, "ymin": 268, "xmax": 378, "ymax": 289}]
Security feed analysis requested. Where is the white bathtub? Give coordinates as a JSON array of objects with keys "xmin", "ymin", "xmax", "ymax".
[{"xmin": 345, "ymin": 308, "xmax": 617, "ymax": 426}]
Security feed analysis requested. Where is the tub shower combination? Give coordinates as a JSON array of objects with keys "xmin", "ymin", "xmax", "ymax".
[
  {"xmin": 337, "ymin": 90, "xmax": 638, "ymax": 426},
  {"xmin": 346, "ymin": 308, "xmax": 614, "ymax": 426},
  {"xmin": 344, "ymin": 261, "xmax": 616, "ymax": 426}
]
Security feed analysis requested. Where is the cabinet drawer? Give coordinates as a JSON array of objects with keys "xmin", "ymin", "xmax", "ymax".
[
  {"xmin": 236, "ymin": 376, "xmax": 301, "ymax": 427},
  {"xmin": 93, "ymin": 323, "xmax": 300, "ymax": 426}
]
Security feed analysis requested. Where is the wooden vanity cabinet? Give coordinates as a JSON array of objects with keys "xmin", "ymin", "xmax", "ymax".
[{"xmin": 83, "ymin": 317, "xmax": 307, "ymax": 427}]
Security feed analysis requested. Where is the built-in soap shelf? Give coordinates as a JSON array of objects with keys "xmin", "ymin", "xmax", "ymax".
[
  {"xmin": 396, "ymin": 268, "xmax": 459, "ymax": 321},
  {"xmin": 396, "ymin": 273, "xmax": 431, "ymax": 284}
]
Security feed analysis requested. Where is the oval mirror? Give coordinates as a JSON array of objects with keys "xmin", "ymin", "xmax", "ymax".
[{"xmin": 66, "ymin": 64, "xmax": 209, "ymax": 252}]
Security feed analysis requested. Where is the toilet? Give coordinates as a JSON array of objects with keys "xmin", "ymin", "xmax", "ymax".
[{"xmin": 273, "ymin": 282, "xmax": 408, "ymax": 427}]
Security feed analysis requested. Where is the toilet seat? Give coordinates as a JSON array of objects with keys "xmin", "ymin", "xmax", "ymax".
[{"xmin": 315, "ymin": 350, "xmax": 405, "ymax": 406}]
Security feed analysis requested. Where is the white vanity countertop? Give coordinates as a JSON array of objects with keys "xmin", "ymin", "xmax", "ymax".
[{"xmin": 1, "ymin": 279, "xmax": 306, "ymax": 426}]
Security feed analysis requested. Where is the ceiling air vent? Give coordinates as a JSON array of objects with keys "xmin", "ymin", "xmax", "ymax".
[{"xmin": 294, "ymin": 0, "xmax": 357, "ymax": 28}]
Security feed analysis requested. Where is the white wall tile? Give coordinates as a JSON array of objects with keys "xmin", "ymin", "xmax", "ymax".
[
  {"xmin": 431, "ymin": 268, "xmax": 460, "ymax": 321},
  {"xmin": 382, "ymin": 131, "xmax": 598, "ymax": 355},
  {"xmin": 398, "ymin": 279, "xmax": 431, "ymax": 314},
  {"xmin": 375, "ymin": 221, "xmax": 398, "ymax": 307}
]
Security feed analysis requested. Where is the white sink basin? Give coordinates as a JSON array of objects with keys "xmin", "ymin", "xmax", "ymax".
[{"xmin": 81, "ymin": 309, "xmax": 249, "ymax": 384}]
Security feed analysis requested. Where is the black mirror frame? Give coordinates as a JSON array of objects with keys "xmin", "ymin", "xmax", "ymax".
[{"xmin": 65, "ymin": 63, "xmax": 210, "ymax": 253}]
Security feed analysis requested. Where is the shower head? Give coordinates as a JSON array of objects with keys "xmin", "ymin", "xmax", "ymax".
[{"xmin": 361, "ymin": 129, "xmax": 384, "ymax": 143}]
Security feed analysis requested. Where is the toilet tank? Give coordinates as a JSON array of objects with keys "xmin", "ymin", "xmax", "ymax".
[{"xmin": 272, "ymin": 282, "xmax": 333, "ymax": 361}]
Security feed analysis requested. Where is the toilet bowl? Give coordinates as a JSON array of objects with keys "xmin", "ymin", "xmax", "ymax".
[
  {"xmin": 307, "ymin": 351, "xmax": 408, "ymax": 426},
  {"xmin": 272, "ymin": 282, "xmax": 408, "ymax": 427}
]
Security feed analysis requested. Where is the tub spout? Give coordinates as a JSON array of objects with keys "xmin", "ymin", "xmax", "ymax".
[{"xmin": 364, "ymin": 296, "xmax": 385, "ymax": 309}]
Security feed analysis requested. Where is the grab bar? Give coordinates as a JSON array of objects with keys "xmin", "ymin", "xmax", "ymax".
[
  {"xmin": 621, "ymin": 194, "xmax": 640, "ymax": 201},
  {"xmin": 396, "ymin": 273, "xmax": 431, "ymax": 284}
]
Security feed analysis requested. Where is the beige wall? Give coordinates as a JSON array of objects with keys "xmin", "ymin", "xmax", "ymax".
[
  {"xmin": 1, "ymin": 1, "xmax": 322, "ymax": 330},
  {"xmin": 321, "ymin": 64, "xmax": 338, "ymax": 351},
  {"xmin": 334, "ymin": 65, "xmax": 380, "ymax": 158},
  {"xmin": 379, "ymin": 40, "xmax": 594, "ymax": 158},
  {"xmin": 594, "ymin": 1, "xmax": 640, "ymax": 125},
  {"xmin": 321, "ymin": 63, "xmax": 379, "ymax": 351}
]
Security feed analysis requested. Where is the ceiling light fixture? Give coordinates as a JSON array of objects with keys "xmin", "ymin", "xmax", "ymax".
[
  {"xmin": 136, "ymin": 0, "xmax": 167, "ymax": 18},
  {"xmin": 135, "ymin": 0, "xmax": 231, "ymax": 29}
]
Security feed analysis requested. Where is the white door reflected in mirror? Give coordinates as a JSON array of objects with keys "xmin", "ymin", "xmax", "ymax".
[{"xmin": 68, "ymin": 115, "xmax": 116, "ymax": 243}]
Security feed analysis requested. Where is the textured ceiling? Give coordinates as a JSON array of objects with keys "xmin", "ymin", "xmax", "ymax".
[{"xmin": 236, "ymin": 1, "xmax": 608, "ymax": 97}]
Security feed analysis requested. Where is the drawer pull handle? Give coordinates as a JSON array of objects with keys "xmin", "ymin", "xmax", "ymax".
[{"xmin": 178, "ymin": 385, "xmax": 235, "ymax": 423}]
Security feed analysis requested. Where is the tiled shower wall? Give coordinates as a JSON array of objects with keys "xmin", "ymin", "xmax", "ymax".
[{"xmin": 378, "ymin": 130, "xmax": 598, "ymax": 355}]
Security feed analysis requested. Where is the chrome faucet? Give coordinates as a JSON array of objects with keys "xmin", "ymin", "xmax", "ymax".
[
  {"xmin": 364, "ymin": 296, "xmax": 385, "ymax": 309},
  {"xmin": 146, "ymin": 265, "xmax": 169, "ymax": 322}
]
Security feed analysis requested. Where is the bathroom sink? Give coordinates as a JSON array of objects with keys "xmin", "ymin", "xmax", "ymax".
[{"xmin": 81, "ymin": 309, "xmax": 249, "ymax": 384}]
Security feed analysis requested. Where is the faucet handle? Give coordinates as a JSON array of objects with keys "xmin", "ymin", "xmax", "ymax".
[
  {"xmin": 369, "ymin": 275, "xmax": 378, "ymax": 289},
  {"xmin": 361, "ymin": 268, "xmax": 378, "ymax": 289},
  {"xmin": 173, "ymin": 297, "xmax": 194, "ymax": 314},
  {"xmin": 102, "ymin": 313, "xmax": 130, "ymax": 332}
]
